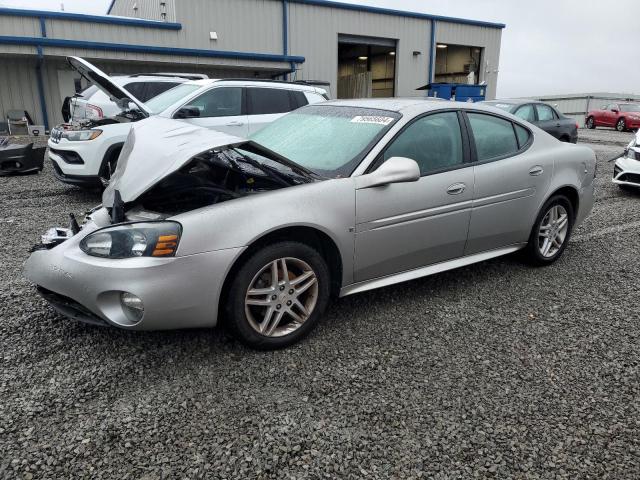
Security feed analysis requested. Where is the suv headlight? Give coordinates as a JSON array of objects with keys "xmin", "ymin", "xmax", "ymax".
[
  {"xmin": 61, "ymin": 129, "xmax": 102, "ymax": 141},
  {"xmin": 80, "ymin": 221, "xmax": 181, "ymax": 259}
]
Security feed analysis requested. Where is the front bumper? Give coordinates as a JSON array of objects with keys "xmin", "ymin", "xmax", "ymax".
[
  {"xmin": 613, "ymin": 155, "xmax": 640, "ymax": 187},
  {"xmin": 0, "ymin": 143, "xmax": 45, "ymax": 175},
  {"xmin": 24, "ymin": 226, "xmax": 244, "ymax": 330}
]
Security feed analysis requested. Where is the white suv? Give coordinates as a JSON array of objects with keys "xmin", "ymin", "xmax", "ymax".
[
  {"xmin": 64, "ymin": 73, "xmax": 207, "ymax": 121},
  {"xmin": 49, "ymin": 57, "xmax": 328, "ymax": 188}
]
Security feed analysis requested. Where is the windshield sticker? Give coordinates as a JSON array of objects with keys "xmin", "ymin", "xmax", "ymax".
[{"xmin": 351, "ymin": 115, "xmax": 394, "ymax": 126}]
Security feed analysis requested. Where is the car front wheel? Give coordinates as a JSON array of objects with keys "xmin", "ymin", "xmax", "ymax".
[
  {"xmin": 524, "ymin": 195, "xmax": 574, "ymax": 266},
  {"xmin": 225, "ymin": 241, "xmax": 330, "ymax": 349}
]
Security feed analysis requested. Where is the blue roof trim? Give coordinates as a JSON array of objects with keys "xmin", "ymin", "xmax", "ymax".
[
  {"xmin": 289, "ymin": 0, "xmax": 506, "ymax": 29},
  {"xmin": 0, "ymin": 36, "xmax": 306, "ymax": 64},
  {"xmin": 0, "ymin": 7, "xmax": 182, "ymax": 30}
]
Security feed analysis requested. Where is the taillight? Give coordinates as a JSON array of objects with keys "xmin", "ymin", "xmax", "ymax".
[{"xmin": 85, "ymin": 104, "xmax": 104, "ymax": 119}]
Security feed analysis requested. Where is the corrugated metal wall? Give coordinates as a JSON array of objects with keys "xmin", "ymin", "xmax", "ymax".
[
  {"xmin": 288, "ymin": 2, "xmax": 431, "ymax": 98},
  {"xmin": 436, "ymin": 21, "xmax": 501, "ymax": 99},
  {"xmin": 0, "ymin": 57, "xmax": 41, "ymax": 126},
  {"xmin": 109, "ymin": 0, "xmax": 177, "ymax": 22}
]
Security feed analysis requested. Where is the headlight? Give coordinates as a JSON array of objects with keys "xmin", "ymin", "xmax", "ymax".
[
  {"xmin": 80, "ymin": 221, "xmax": 181, "ymax": 259},
  {"xmin": 61, "ymin": 129, "xmax": 102, "ymax": 141}
]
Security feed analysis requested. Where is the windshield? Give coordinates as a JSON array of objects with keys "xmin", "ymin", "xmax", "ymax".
[
  {"xmin": 483, "ymin": 102, "xmax": 516, "ymax": 112},
  {"xmin": 250, "ymin": 105, "xmax": 401, "ymax": 177},
  {"xmin": 620, "ymin": 104, "xmax": 640, "ymax": 113},
  {"xmin": 145, "ymin": 83, "xmax": 201, "ymax": 114}
]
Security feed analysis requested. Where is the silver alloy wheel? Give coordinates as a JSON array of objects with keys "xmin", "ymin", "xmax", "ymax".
[
  {"xmin": 245, "ymin": 257, "xmax": 319, "ymax": 337},
  {"xmin": 538, "ymin": 204, "xmax": 569, "ymax": 258},
  {"xmin": 617, "ymin": 119, "xmax": 625, "ymax": 132}
]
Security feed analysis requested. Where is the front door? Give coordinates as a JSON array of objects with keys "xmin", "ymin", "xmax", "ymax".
[
  {"xmin": 354, "ymin": 111, "xmax": 473, "ymax": 282},
  {"xmin": 181, "ymin": 86, "xmax": 249, "ymax": 137},
  {"xmin": 464, "ymin": 111, "xmax": 553, "ymax": 254}
]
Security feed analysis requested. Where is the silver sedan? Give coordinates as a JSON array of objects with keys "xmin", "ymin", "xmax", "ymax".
[{"xmin": 25, "ymin": 99, "xmax": 596, "ymax": 349}]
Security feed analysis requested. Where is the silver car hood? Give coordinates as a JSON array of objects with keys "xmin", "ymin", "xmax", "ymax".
[
  {"xmin": 67, "ymin": 56, "xmax": 152, "ymax": 117},
  {"xmin": 103, "ymin": 117, "xmax": 246, "ymax": 205}
]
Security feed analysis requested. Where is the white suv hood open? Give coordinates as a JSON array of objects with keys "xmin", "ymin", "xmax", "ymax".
[
  {"xmin": 67, "ymin": 56, "xmax": 152, "ymax": 117},
  {"xmin": 102, "ymin": 117, "xmax": 246, "ymax": 206}
]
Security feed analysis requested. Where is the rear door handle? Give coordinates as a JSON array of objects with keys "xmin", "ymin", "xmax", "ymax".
[
  {"xmin": 226, "ymin": 121, "xmax": 244, "ymax": 126},
  {"xmin": 529, "ymin": 166, "xmax": 544, "ymax": 176},
  {"xmin": 447, "ymin": 183, "xmax": 466, "ymax": 195}
]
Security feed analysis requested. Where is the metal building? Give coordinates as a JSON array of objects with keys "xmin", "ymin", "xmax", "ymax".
[
  {"xmin": 533, "ymin": 93, "xmax": 640, "ymax": 126},
  {"xmin": 0, "ymin": 0, "xmax": 504, "ymax": 129}
]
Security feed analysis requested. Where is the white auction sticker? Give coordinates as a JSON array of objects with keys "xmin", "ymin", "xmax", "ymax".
[{"xmin": 351, "ymin": 115, "xmax": 394, "ymax": 125}]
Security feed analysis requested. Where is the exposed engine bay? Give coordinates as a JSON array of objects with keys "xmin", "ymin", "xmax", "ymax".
[{"xmin": 122, "ymin": 144, "xmax": 318, "ymax": 220}]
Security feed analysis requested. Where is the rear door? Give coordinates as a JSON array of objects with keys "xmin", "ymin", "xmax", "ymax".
[
  {"xmin": 354, "ymin": 111, "xmax": 474, "ymax": 282},
  {"xmin": 464, "ymin": 111, "xmax": 553, "ymax": 254},
  {"xmin": 246, "ymin": 87, "xmax": 304, "ymax": 135},
  {"xmin": 534, "ymin": 103, "xmax": 561, "ymax": 139},
  {"xmin": 179, "ymin": 86, "xmax": 248, "ymax": 137}
]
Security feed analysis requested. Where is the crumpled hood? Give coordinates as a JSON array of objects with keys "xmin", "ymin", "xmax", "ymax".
[{"xmin": 102, "ymin": 117, "xmax": 246, "ymax": 205}]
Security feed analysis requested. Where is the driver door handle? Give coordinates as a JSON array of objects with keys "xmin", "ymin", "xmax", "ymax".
[
  {"xmin": 447, "ymin": 183, "xmax": 466, "ymax": 195},
  {"xmin": 529, "ymin": 165, "xmax": 544, "ymax": 176},
  {"xmin": 226, "ymin": 121, "xmax": 244, "ymax": 126}
]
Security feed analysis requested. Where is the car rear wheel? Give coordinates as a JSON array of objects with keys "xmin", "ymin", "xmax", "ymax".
[
  {"xmin": 616, "ymin": 118, "xmax": 626, "ymax": 132},
  {"xmin": 586, "ymin": 117, "xmax": 595, "ymax": 129},
  {"xmin": 524, "ymin": 195, "xmax": 574, "ymax": 266},
  {"xmin": 225, "ymin": 241, "xmax": 330, "ymax": 349}
]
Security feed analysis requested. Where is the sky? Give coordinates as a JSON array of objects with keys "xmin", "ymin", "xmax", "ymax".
[{"xmin": 0, "ymin": 0, "xmax": 637, "ymax": 98}]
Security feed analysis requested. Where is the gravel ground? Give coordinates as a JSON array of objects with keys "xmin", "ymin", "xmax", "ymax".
[{"xmin": 1, "ymin": 129, "xmax": 639, "ymax": 479}]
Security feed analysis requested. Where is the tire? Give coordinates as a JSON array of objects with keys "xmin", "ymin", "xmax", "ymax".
[
  {"xmin": 616, "ymin": 118, "xmax": 626, "ymax": 132},
  {"xmin": 586, "ymin": 117, "xmax": 595, "ymax": 129},
  {"xmin": 559, "ymin": 135, "xmax": 570, "ymax": 143},
  {"xmin": 224, "ymin": 241, "xmax": 331, "ymax": 350},
  {"xmin": 98, "ymin": 146, "xmax": 122, "ymax": 188},
  {"xmin": 524, "ymin": 195, "xmax": 575, "ymax": 266}
]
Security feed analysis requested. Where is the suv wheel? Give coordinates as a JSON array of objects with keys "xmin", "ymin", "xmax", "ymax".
[{"xmin": 99, "ymin": 147, "xmax": 121, "ymax": 187}]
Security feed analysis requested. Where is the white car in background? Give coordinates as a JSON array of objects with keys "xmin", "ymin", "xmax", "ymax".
[
  {"xmin": 613, "ymin": 130, "xmax": 640, "ymax": 190},
  {"xmin": 63, "ymin": 72, "xmax": 207, "ymax": 121},
  {"xmin": 49, "ymin": 57, "xmax": 328, "ymax": 188}
]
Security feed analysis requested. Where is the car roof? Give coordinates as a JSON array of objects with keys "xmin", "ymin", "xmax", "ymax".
[
  {"xmin": 317, "ymin": 97, "xmax": 510, "ymax": 115},
  {"xmin": 110, "ymin": 75, "xmax": 190, "ymax": 83},
  {"xmin": 180, "ymin": 78, "xmax": 326, "ymax": 93},
  {"xmin": 484, "ymin": 99, "xmax": 548, "ymax": 106}
]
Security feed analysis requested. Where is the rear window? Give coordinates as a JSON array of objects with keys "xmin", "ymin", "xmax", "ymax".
[
  {"xmin": 467, "ymin": 112, "xmax": 519, "ymax": 161},
  {"xmin": 247, "ymin": 88, "xmax": 296, "ymax": 115}
]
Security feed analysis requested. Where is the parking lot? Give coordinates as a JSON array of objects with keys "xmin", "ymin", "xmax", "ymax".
[{"xmin": 1, "ymin": 128, "xmax": 639, "ymax": 478}]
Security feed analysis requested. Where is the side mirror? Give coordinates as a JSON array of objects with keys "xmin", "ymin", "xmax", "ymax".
[
  {"xmin": 174, "ymin": 106, "xmax": 201, "ymax": 119},
  {"xmin": 356, "ymin": 156, "xmax": 421, "ymax": 189},
  {"xmin": 611, "ymin": 108, "xmax": 619, "ymax": 113}
]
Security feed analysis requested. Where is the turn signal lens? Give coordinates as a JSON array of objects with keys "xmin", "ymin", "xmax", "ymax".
[{"xmin": 80, "ymin": 221, "xmax": 182, "ymax": 259}]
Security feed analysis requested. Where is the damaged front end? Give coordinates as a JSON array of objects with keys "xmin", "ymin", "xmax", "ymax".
[{"xmin": 102, "ymin": 116, "xmax": 319, "ymax": 224}]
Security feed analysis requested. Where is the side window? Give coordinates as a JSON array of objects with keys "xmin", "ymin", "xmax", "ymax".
[
  {"xmin": 608, "ymin": 104, "xmax": 618, "ymax": 111},
  {"xmin": 467, "ymin": 112, "xmax": 519, "ymax": 161},
  {"xmin": 514, "ymin": 104, "xmax": 536, "ymax": 123},
  {"xmin": 535, "ymin": 104, "xmax": 555, "ymax": 121},
  {"xmin": 247, "ymin": 88, "xmax": 294, "ymax": 115},
  {"xmin": 141, "ymin": 82, "xmax": 181, "ymax": 102},
  {"xmin": 514, "ymin": 124, "xmax": 531, "ymax": 149},
  {"xmin": 186, "ymin": 87, "xmax": 243, "ymax": 117},
  {"xmin": 382, "ymin": 111, "xmax": 464, "ymax": 175},
  {"xmin": 290, "ymin": 90, "xmax": 309, "ymax": 109},
  {"xmin": 123, "ymin": 82, "xmax": 147, "ymax": 100}
]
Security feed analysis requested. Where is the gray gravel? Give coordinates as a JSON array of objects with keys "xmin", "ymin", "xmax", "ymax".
[{"xmin": 1, "ymin": 129, "xmax": 640, "ymax": 479}]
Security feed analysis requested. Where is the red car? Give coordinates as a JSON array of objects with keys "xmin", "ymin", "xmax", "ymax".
[{"xmin": 586, "ymin": 102, "xmax": 640, "ymax": 132}]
